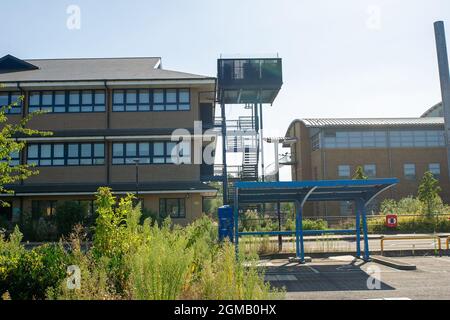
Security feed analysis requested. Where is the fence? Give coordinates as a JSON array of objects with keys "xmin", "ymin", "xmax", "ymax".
[{"xmin": 238, "ymin": 211, "xmax": 450, "ymax": 233}]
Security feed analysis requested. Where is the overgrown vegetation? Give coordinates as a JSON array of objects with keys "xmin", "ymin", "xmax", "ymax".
[
  {"xmin": 368, "ymin": 215, "xmax": 450, "ymax": 233},
  {"xmin": 0, "ymin": 187, "xmax": 282, "ymax": 300}
]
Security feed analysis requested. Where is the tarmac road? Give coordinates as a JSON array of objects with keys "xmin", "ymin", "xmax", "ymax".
[{"xmin": 262, "ymin": 255, "xmax": 450, "ymax": 300}]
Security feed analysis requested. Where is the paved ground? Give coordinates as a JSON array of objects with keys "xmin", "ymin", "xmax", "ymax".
[
  {"xmin": 262, "ymin": 255, "xmax": 450, "ymax": 300},
  {"xmin": 253, "ymin": 234, "xmax": 449, "ymax": 254}
]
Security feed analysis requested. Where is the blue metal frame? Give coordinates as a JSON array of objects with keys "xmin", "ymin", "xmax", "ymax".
[{"xmin": 233, "ymin": 178, "xmax": 398, "ymax": 263}]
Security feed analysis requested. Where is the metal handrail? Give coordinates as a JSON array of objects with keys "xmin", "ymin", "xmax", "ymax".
[{"xmin": 380, "ymin": 235, "xmax": 442, "ymax": 256}]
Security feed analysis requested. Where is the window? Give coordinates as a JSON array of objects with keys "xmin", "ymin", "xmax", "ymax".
[
  {"xmin": 27, "ymin": 144, "xmax": 64, "ymax": 166},
  {"xmin": 0, "ymin": 91, "xmax": 22, "ymax": 114},
  {"xmin": 67, "ymin": 143, "xmax": 105, "ymax": 165},
  {"xmin": 159, "ymin": 198, "xmax": 186, "ymax": 218},
  {"xmin": 338, "ymin": 165, "xmax": 350, "ymax": 178},
  {"xmin": 322, "ymin": 129, "xmax": 445, "ymax": 149},
  {"xmin": 113, "ymin": 89, "xmax": 151, "ymax": 112},
  {"xmin": 0, "ymin": 201, "xmax": 12, "ymax": 221},
  {"xmin": 0, "ymin": 151, "xmax": 20, "ymax": 166},
  {"xmin": 340, "ymin": 201, "xmax": 353, "ymax": 216},
  {"xmin": 429, "ymin": 163, "xmax": 441, "ymax": 179},
  {"xmin": 112, "ymin": 141, "xmax": 190, "ymax": 165},
  {"xmin": 113, "ymin": 88, "xmax": 190, "ymax": 112},
  {"xmin": 390, "ymin": 130, "xmax": 445, "ymax": 148},
  {"xmin": 311, "ymin": 133, "xmax": 320, "ymax": 151},
  {"xmin": 403, "ymin": 163, "xmax": 416, "ymax": 180},
  {"xmin": 29, "ymin": 90, "xmax": 105, "ymax": 113},
  {"xmin": 113, "ymin": 142, "xmax": 150, "ymax": 164},
  {"xmin": 31, "ymin": 200, "xmax": 57, "ymax": 220},
  {"xmin": 364, "ymin": 164, "xmax": 376, "ymax": 178},
  {"xmin": 323, "ymin": 131, "xmax": 387, "ymax": 149},
  {"xmin": 27, "ymin": 143, "xmax": 104, "ymax": 166}
]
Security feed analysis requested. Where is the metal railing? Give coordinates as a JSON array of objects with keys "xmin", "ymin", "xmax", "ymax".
[{"xmin": 380, "ymin": 235, "xmax": 442, "ymax": 256}]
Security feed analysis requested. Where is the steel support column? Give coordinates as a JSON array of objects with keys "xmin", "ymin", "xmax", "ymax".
[
  {"xmin": 361, "ymin": 200, "xmax": 370, "ymax": 261},
  {"xmin": 294, "ymin": 200, "xmax": 305, "ymax": 262},
  {"xmin": 233, "ymin": 188, "xmax": 239, "ymax": 257},
  {"xmin": 355, "ymin": 199, "xmax": 362, "ymax": 258},
  {"xmin": 221, "ymin": 102, "xmax": 228, "ymax": 204}
]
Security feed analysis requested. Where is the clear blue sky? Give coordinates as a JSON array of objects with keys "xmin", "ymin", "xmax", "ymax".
[{"xmin": 3, "ymin": 0, "xmax": 450, "ymax": 178}]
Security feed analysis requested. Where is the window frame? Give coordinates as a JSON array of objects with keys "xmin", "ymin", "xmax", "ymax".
[
  {"xmin": 0, "ymin": 150, "xmax": 20, "ymax": 167},
  {"xmin": 338, "ymin": 165, "xmax": 351, "ymax": 179},
  {"xmin": 0, "ymin": 91, "xmax": 22, "ymax": 114},
  {"xmin": 112, "ymin": 141, "xmax": 190, "ymax": 165},
  {"xmin": 429, "ymin": 163, "xmax": 441, "ymax": 179},
  {"xmin": 27, "ymin": 143, "xmax": 105, "ymax": 167},
  {"xmin": 112, "ymin": 88, "xmax": 191, "ymax": 112},
  {"xmin": 28, "ymin": 90, "xmax": 106, "ymax": 113},
  {"xmin": 363, "ymin": 164, "xmax": 377, "ymax": 178},
  {"xmin": 403, "ymin": 163, "xmax": 416, "ymax": 181},
  {"xmin": 159, "ymin": 198, "xmax": 186, "ymax": 219}
]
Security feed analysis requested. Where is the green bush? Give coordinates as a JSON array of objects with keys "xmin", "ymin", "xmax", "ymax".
[
  {"xmin": 368, "ymin": 215, "xmax": 450, "ymax": 233},
  {"xmin": 2, "ymin": 187, "xmax": 282, "ymax": 300},
  {"xmin": 54, "ymin": 201, "xmax": 88, "ymax": 237},
  {"xmin": 7, "ymin": 243, "xmax": 68, "ymax": 300},
  {"xmin": 0, "ymin": 227, "xmax": 24, "ymax": 298},
  {"xmin": 240, "ymin": 210, "xmax": 261, "ymax": 231},
  {"xmin": 284, "ymin": 218, "xmax": 328, "ymax": 231}
]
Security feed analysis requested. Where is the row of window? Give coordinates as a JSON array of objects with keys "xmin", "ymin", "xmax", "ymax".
[
  {"xmin": 337, "ymin": 163, "xmax": 441, "ymax": 180},
  {"xmin": 1, "ymin": 142, "xmax": 191, "ymax": 167},
  {"xmin": 27, "ymin": 143, "xmax": 105, "ymax": 166},
  {"xmin": 112, "ymin": 89, "xmax": 190, "ymax": 112},
  {"xmin": 112, "ymin": 141, "xmax": 190, "ymax": 165},
  {"xmin": 29, "ymin": 90, "xmax": 106, "ymax": 113},
  {"xmin": 30, "ymin": 198, "xmax": 186, "ymax": 220},
  {"xmin": 315, "ymin": 130, "xmax": 446, "ymax": 150},
  {"xmin": 0, "ymin": 88, "xmax": 191, "ymax": 114}
]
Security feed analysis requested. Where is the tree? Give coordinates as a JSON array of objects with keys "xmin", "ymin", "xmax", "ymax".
[
  {"xmin": 417, "ymin": 171, "xmax": 442, "ymax": 216},
  {"xmin": 353, "ymin": 166, "xmax": 368, "ymax": 180},
  {"xmin": 0, "ymin": 95, "xmax": 51, "ymax": 206},
  {"xmin": 54, "ymin": 201, "xmax": 89, "ymax": 236}
]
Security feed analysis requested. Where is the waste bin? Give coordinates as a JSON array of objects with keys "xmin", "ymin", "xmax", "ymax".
[{"xmin": 218, "ymin": 205, "xmax": 234, "ymax": 242}]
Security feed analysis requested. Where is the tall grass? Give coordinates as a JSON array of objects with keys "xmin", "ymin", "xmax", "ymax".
[{"xmin": 1, "ymin": 188, "xmax": 282, "ymax": 300}]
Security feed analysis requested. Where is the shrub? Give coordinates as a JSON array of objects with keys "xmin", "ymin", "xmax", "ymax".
[
  {"xmin": 127, "ymin": 220, "xmax": 194, "ymax": 300},
  {"xmin": 7, "ymin": 243, "xmax": 68, "ymax": 300},
  {"xmin": 34, "ymin": 217, "xmax": 58, "ymax": 242},
  {"xmin": 54, "ymin": 201, "xmax": 88, "ymax": 237},
  {"xmin": 140, "ymin": 207, "xmax": 160, "ymax": 225},
  {"xmin": 284, "ymin": 218, "xmax": 327, "ymax": 231},
  {"xmin": 47, "ymin": 226, "xmax": 116, "ymax": 300},
  {"xmin": 4, "ymin": 187, "xmax": 282, "ymax": 300},
  {"xmin": 367, "ymin": 215, "xmax": 450, "ymax": 233},
  {"xmin": 186, "ymin": 242, "xmax": 280, "ymax": 300},
  {"xmin": 240, "ymin": 210, "xmax": 261, "ymax": 231},
  {"xmin": 0, "ymin": 226, "xmax": 24, "ymax": 298}
]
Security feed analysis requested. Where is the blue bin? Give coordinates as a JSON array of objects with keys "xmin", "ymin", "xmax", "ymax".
[{"xmin": 218, "ymin": 205, "xmax": 234, "ymax": 242}]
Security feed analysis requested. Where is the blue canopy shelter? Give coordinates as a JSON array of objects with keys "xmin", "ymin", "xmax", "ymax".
[{"xmin": 232, "ymin": 178, "xmax": 398, "ymax": 262}]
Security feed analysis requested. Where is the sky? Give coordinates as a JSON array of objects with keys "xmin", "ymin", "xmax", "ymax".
[{"xmin": 2, "ymin": 0, "xmax": 450, "ymax": 179}]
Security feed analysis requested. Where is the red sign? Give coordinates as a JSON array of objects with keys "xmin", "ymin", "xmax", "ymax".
[{"xmin": 386, "ymin": 214, "xmax": 398, "ymax": 228}]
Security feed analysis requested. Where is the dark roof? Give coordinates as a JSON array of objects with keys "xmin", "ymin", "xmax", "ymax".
[
  {"xmin": 6, "ymin": 182, "xmax": 217, "ymax": 195},
  {"xmin": 0, "ymin": 55, "xmax": 39, "ymax": 73},
  {"xmin": 0, "ymin": 56, "xmax": 214, "ymax": 82}
]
